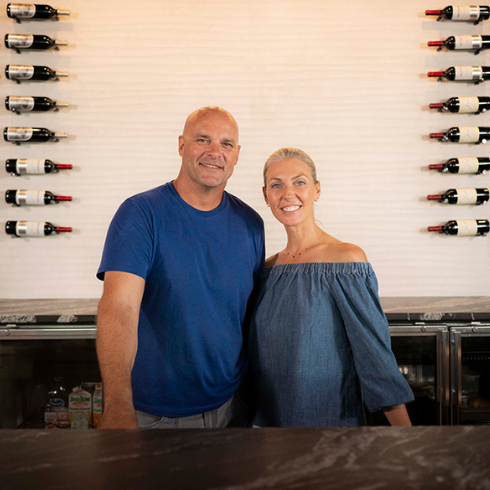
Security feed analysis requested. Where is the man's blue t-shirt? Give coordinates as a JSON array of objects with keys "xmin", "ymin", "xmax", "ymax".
[{"xmin": 97, "ymin": 182, "xmax": 265, "ymax": 417}]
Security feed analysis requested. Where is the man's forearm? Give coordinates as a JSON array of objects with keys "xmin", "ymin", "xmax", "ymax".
[{"xmin": 96, "ymin": 293, "xmax": 140, "ymax": 428}]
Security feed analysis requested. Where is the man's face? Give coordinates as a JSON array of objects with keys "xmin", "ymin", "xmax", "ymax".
[{"xmin": 178, "ymin": 110, "xmax": 241, "ymax": 191}]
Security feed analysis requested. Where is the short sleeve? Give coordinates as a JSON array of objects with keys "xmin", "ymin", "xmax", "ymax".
[
  {"xmin": 97, "ymin": 198, "xmax": 154, "ymax": 281},
  {"xmin": 330, "ymin": 270, "xmax": 414, "ymax": 412}
]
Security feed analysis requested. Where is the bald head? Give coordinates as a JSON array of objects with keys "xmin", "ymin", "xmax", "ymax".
[{"xmin": 182, "ymin": 107, "xmax": 239, "ymax": 143}]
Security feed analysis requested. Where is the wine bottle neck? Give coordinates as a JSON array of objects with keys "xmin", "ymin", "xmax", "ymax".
[
  {"xmin": 55, "ymin": 227, "xmax": 72, "ymax": 233},
  {"xmin": 54, "ymin": 102, "xmax": 69, "ymax": 108},
  {"xmin": 54, "ymin": 133, "xmax": 68, "ymax": 139},
  {"xmin": 54, "ymin": 40, "xmax": 68, "ymax": 46},
  {"xmin": 425, "ymin": 10, "xmax": 442, "ymax": 15},
  {"xmin": 429, "ymin": 164, "xmax": 444, "ymax": 170},
  {"xmin": 427, "ymin": 194, "xmax": 443, "ymax": 201},
  {"xmin": 55, "ymin": 196, "xmax": 72, "ymax": 202},
  {"xmin": 56, "ymin": 10, "xmax": 70, "ymax": 16},
  {"xmin": 428, "ymin": 226, "xmax": 443, "ymax": 232},
  {"xmin": 56, "ymin": 164, "xmax": 73, "ymax": 169},
  {"xmin": 55, "ymin": 71, "xmax": 69, "ymax": 77}
]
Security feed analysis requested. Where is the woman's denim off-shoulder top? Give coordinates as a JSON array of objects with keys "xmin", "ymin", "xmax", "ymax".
[{"xmin": 249, "ymin": 262, "xmax": 414, "ymax": 427}]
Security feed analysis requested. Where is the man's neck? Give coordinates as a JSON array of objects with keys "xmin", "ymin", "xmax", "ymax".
[{"xmin": 173, "ymin": 176, "xmax": 225, "ymax": 211}]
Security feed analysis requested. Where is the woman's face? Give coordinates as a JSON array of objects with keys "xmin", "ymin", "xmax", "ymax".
[{"xmin": 263, "ymin": 158, "xmax": 320, "ymax": 227}]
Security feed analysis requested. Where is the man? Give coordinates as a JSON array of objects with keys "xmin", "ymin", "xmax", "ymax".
[{"xmin": 96, "ymin": 107, "xmax": 265, "ymax": 429}]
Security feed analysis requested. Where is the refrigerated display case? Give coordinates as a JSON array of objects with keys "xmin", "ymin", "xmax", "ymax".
[
  {"xmin": 366, "ymin": 324, "xmax": 450, "ymax": 426},
  {"xmin": 450, "ymin": 324, "xmax": 490, "ymax": 425},
  {"xmin": 0, "ymin": 324, "xmax": 99, "ymax": 429}
]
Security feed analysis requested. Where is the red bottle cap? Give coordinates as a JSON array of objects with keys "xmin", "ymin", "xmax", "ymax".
[
  {"xmin": 427, "ymin": 194, "xmax": 442, "ymax": 201},
  {"xmin": 55, "ymin": 227, "xmax": 72, "ymax": 233},
  {"xmin": 430, "ymin": 133, "xmax": 445, "ymax": 139},
  {"xmin": 55, "ymin": 196, "xmax": 72, "ymax": 201},
  {"xmin": 429, "ymin": 164, "xmax": 444, "ymax": 170},
  {"xmin": 429, "ymin": 103, "xmax": 445, "ymax": 109},
  {"xmin": 428, "ymin": 226, "xmax": 443, "ymax": 232},
  {"xmin": 425, "ymin": 10, "xmax": 442, "ymax": 15},
  {"xmin": 428, "ymin": 72, "xmax": 444, "ymax": 77},
  {"xmin": 428, "ymin": 41, "xmax": 444, "ymax": 47},
  {"xmin": 56, "ymin": 164, "xmax": 72, "ymax": 169}
]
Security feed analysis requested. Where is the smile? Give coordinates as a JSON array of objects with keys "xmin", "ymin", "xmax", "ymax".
[
  {"xmin": 200, "ymin": 163, "xmax": 223, "ymax": 170},
  {"xmin": 282, "ymin": 205, "xmax": 301, "ymax": 212}
]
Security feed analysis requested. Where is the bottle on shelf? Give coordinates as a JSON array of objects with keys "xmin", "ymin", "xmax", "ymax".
[
  {"xmin": 5, "ymin": 190, "xmax": 72, "ymax": 206},
  {"xmin": 425, "ymin": 6, "xmax": 490, "ymax": 24},
  {"xmin": 4, "ymin": 127, "xmax": 67, "ymax": 144},
  {"xmin": 428, "ymin": 219, "xmax": 489, "ymax": 236},
  {"xmin": 430, "ymin": 127, "xmax": 490, "ymax": 143},
  {"xmin": 429, "ymin": 96, "xmax": 490, "ymax": 114},
  {"xmin": 5, "ymin": 96, "xmax": 69, "ymax": 114},
  {"xmin": 7, "ymin": 3, "xmax": 70, "ymax": 22},
  {"xmin": 429, "ymin": 157, "xmax": 490, "ymax": 174},
  {"xmin": 5, "ymin": 64, "xmax": 68, "ymax": 83},
  {"xmin": 427, "ymin": 188, "xmax": 489, "ymax": 205},
  {"xmin": 4, "ymin": 34, "xmax": 68, "ymax": 52},
  {"xmin": 6, "ymin": 158, "xmax": 72, "ymax": 176},
  {"xmin": 428, "ymin": 35, "xmax": 490, "ymax": 54},
  {"xmin": 5, "ymin": 220, "xmax": 72, "ymax": 237},
  {"xmin": 44, "ymin": 377, "xmax": 69, "ymax": 429},
  {"xmin": 427, "ymin": 66, "xmax": 490, "ymax": 84}
]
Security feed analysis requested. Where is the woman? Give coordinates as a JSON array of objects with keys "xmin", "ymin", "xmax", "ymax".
[{"xmin": 249, "ymin": 148, "xmax": 414, "ymax": 427}]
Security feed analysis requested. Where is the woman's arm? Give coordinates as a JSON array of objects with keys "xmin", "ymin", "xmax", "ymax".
[{"xmin": 382, "ymin": 404, "xmax": 412, "ymax": 426}]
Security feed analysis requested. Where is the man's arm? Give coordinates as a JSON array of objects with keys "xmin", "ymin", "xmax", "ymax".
[{"xmin": 96, "ymin": 271, "xmax": 145, "ymax": 429}]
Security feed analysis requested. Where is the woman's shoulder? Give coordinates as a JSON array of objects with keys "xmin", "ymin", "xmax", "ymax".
[
  {"xmin": 264, "ymin": 253, "xmax": 280, "ymax": 268},
  {"xmin": 318, "ymin": 241, "xmax": 368, "ymax": 263}
]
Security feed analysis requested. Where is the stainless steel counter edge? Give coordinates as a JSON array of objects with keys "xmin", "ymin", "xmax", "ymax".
[{"xmin": 1, "ymin": 297, "xmax": 490, "ymax": 324}]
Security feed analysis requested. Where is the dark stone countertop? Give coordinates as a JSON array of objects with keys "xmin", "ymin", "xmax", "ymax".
[
  {"xmin": 0, "ymin": 427, "xmax": 489, "ymax": 490},
  {"xmin": 1, "ymin": 297, "xmax": 490, "ymax": 325}
]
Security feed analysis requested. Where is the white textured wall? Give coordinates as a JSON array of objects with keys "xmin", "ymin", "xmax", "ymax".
[{"xmin": 1, "ymin": 0, "xmax": 489, "ymax": 299}]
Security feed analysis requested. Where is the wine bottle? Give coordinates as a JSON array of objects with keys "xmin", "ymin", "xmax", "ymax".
[
  {"xmin": 427, "ymin": 188, "xmax": 489, "ymax": 205},
  {"xmin": 429, "ymin": 157, "xmax": 490, "ymax": 174},
  {"xmin": 428, "ymin": 66, "xmax": 490, "ymax": 84},
  {"xmin": 428, "ymin": 35, "xmax": 490, "ymax": 54},
  {"xmin": 6, "ymin": 159, "xmax": 72, "ymax": 176},
  {"xmin": 429, "ymin": 127, "xmax": 490, "ymax": 143},
  {"xmin": 5, "ymin": 64, "xmax": 68, "ymax": 82},
  {"xmin": 5, "ymin": 190, "xmax": 72, "ymax": 206},
  {"xmin": 6, "ymin": 96, "xmax": 69, "ymax": 113},
  {"xmin": 5, "ymin": 220, "xmax": 72, "ymax": 237},
  {"xmin": 428, "ymin": 219, "xmax": 489, "ymax": 236},
  {"xmin": 425, "ymin": 6, "xmax": 490, "ymax": 24},
  {"xmin": 4, "ymin": 127, "xmax": 67, "ymax": 144},
  {"xmin": 4, "ymin": 34, "xmax": 68, "ymax": 51},
  {"xmin": 429, "ymin": 96, "xmax": 490, "ymax": 114},
  {"xmin": 7, "ymin": 4, "xmax": 70, "ymax": 22}
]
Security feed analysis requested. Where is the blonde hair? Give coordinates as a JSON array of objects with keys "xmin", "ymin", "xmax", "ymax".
[{"xmin": 263, "ymin": 147, "xmax": 318, "ymax": 186}]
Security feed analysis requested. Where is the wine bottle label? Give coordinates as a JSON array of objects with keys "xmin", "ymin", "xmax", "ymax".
[
  {"xmin": 15, "ymin": 190, "xmax": 45, "ymax": 206},
  {"xmin": 454, "ymin": 66, "xmax": 483, "ymax": 81},
  {"xmin": 7, "ymin": 65, "xmax": 34, "ymax": 80},
  {"xmin": 458, "ymin": 157, "xmax": 480, "ymax": 173},
  {"xmin": 7, "ymin": 97, "xmax": 35, "ymax": 112},
  {"xmin": 16, "ymin": 159, "xmax": 45, "ymax": 175},
  {"xmin": 451, "ymin": 5, "xmax": 480, "ymax": 21},
  {"xmin": 16, "ymin": 221, "xmax": 45, "ymax": 237},
  {"xmin": 455, "ymin": 35, "xmax": 482, "ymax": 49},
  {"xmin": 5, "ymin": 128, "xmax": 33, "ymax": 142},
  {"xmin": 459, "ymin": 127, "xmax": 480, "ymax": 143},
  {"xmin": 7, "ymin": 34, "xmax": 34, "ymax": 48},
  {"xmin": 8, "ymin": 4, "xmax": 36, "ymax": 18},
  {"xmin": 455, "ymin": 219, "xmax": 478, "ymax": 236},
  {"xmin": 455, "ymin": 188, "xmax": 478, "ymax": 204},
  {"xmin": 459, "ymin": 96, "xmax": 480, "ymax": 113}
]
